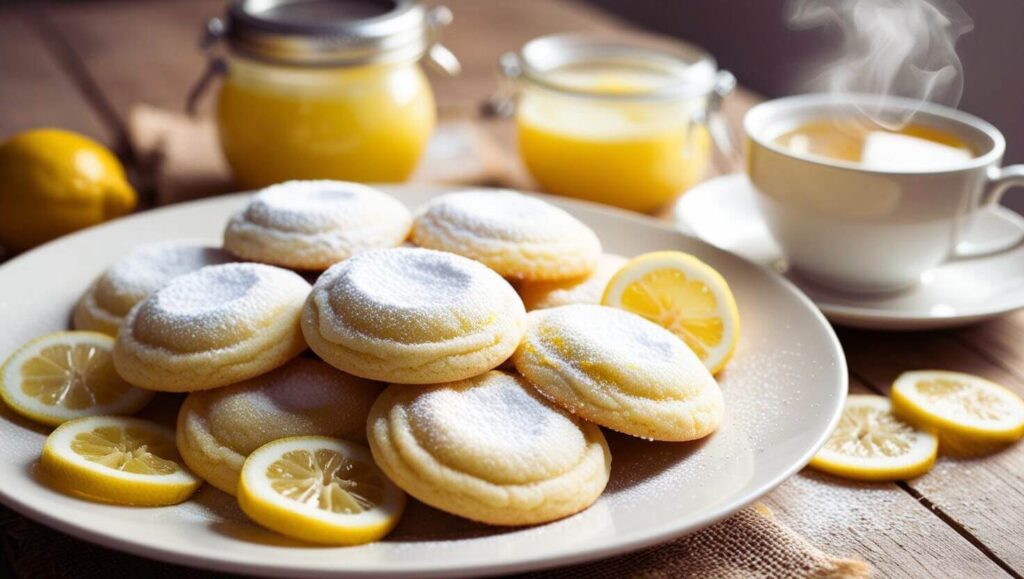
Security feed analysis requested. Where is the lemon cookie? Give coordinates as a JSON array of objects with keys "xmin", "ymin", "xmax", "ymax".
[
  {"xmin": 411, "ymin": 190, "xmax": 601, "ymax": 281},
  {"xmin": 302, "ymin": 247, "xmax": 526, "ymax": 384},
  {"xmin": 177, "ymin": 358, "xmax": 382, "ymax": 494},
  {"xmin": 518, "ymin": 254, "xmax": 628, "ymax": 310},
  {"xmin": 514, "ymin": 304, "xmax": 723, "ymax": 441},
  {"xmin": 224, "ymin": 180, "xmax": 412, "ymax": 270},
  {"xmin": 74, "ymin": 242, "xmax": 234, "ymax": 335},
  {"xmin": 114, "ymin": 263, "xmax": 310, "ymax": 392},
  {"xmin": 368, "ymin": 370, "xmax": 610, "ymax": 526}
]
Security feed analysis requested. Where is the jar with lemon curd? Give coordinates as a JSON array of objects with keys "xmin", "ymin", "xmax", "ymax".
[
  {"xmin": 191, "ymin": 0, "xmax": 459, "ymax": 189},
  {"xmin": 500, "ymin": 34, "xmax": 735, "ymax": 213}
]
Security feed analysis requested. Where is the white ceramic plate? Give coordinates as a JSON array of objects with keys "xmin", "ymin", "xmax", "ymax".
[
  {"xmin": 676, "ymin": 174, "xmax": 1024, "ymax": 330},
  {"xmin": 0, "ymin": 186, "xmax": 846, "ymax": 577}
]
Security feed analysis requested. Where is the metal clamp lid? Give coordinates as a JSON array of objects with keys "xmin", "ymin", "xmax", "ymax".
[
  {"xmin": 222, "ymin": 0, "xmax": 457, "ymax": 68},
  {"xmin": 186, "ymin": 0, "xmax": 458, "ymax": 114}
]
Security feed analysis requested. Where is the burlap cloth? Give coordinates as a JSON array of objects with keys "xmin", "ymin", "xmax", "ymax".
[
  {"xmin": 2, "ymin": 502, "xmax": 867, "ymax": 578},
  {"xmin": 0, "ymin": 106, "xmax": 869, "ymax": 578}
]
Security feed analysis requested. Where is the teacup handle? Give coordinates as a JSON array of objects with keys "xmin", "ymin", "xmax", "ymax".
[{"xmin": 951, "ymin": 165, "xmax": 1024, "ymax": 259}]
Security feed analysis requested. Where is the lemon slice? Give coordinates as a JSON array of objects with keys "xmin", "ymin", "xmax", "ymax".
[
  {"xmin": 602, "ymin": 251, "xmax": 739, "ymax": 374},
  {"xmin": 810, "ymin": 395, "xmax": 937, "ymax": 482},
  {"xmin": 40, "ymin": 416, "xmax": 201, "ymax": 506},
  {"xmin": 1, "ymin": 332, "xmax": 154, "ymax": 426},
  {"xmin": 892, "ymin": 370, "xmax": 1024, "ymax": 452},
  {"xmin": 238, "ymin": 436, "xmax": 406, "ymax": 545}
]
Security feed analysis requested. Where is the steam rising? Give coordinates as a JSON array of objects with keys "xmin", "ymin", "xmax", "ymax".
[{"xmin": 786, "ymin": 0, "xmax": 973, "ymax": 129}]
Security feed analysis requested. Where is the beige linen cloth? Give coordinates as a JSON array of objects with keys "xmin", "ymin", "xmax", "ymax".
[{"xmin": 16, "ymin": 105, "xmax": 869, "ymax": 578}]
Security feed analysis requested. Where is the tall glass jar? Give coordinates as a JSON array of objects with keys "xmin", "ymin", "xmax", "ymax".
[
  {"xmin": 191, "ymin": 0, "xmax": 458, "ymax": 189},
  {"xmin": 500, "ymin": 34, "xmax": 734, "ymax": 213}
]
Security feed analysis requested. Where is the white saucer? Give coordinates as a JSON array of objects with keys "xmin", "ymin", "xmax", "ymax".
[{"xmin": 676, "ymin": 174, "xmax": 1024, "ymax": 330}]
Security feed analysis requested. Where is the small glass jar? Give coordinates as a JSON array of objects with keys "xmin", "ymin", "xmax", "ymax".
[
  {"xmin": 499, "ymin": 34, "xmax": 734, "ymax": 213},
  {"xmin": 190, "ymin": 0, "xmax": 459, "ymax": 189}
]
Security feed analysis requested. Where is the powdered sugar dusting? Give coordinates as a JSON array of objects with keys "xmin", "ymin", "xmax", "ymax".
[
  {"xmin": 313, "ymin": 247, "xmax": 524, "ymax": 343},
  {"xmin": 721, "ymin": 336, "xmax": 827, "ymax": 453},
  {"xmin": 252, "ymin": 359, "xmax": 376, "ymax": 414},
  {"xmin": 343, "ymin": 248, "xmax": 474, "ymax": 310},
  {"xmin": 131, "ymin": 263, "xmax": 310, "ymax": 350},
  {"xmin": 548, "ymin": 305, "xmax": 681, "ymax": 365},
  {"xmin": 96, "ymin": 242, "xmax": 234, "ymax": 311},
  {"xmin": 528, "ymin": 304, "xmax": 712, "ymax": 400},
  {"xmin": 410, "ymin": 373, "xmax": 584, "ymax": 463},
  {"xmin": 242, "ymin": 180, "xmax": 407, "ymax": 234},
  {"xmin": 418, "ymin": 190, "xmax": 600, "ymax": 244},
  {"xmin": 404, "ymin": 371, "xmax": 589, "ymax": 483}
]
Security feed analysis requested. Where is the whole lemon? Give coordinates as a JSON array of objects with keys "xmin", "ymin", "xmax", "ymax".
[{"xmin": 0, "ymin": 129, "xmax": 137, "ymax": 253}]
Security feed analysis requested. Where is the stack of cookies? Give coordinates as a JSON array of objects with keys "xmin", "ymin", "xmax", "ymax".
[{"xmin": 5, "ymin": 180, "xmax": 727, "ymax": 546}]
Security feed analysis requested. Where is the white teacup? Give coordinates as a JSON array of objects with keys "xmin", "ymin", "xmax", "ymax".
[{"xmin": 744, "ymin": 93, "xmax": 1024, "ymax": 293}]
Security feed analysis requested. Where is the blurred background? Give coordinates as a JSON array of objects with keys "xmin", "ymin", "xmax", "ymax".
[
  {"xmin": 595, "ymin": 0, "xmax": 1024, "ymax": 216},
  {"xmin": 589, "ymin": 0, "xmax": 1024, "ymax": 174},
  {"xmin": 2, "ymin": 0, "xmax": 1022, "ymax": 215}
]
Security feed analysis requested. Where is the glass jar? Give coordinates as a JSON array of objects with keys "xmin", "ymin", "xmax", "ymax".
[
  {"xmin": 190, "ymin": 0, "xmax": 459, "ymax": 189},
  {"xmin": 500, "ymin": 34, "xmax": 734, "ymax": 213}
]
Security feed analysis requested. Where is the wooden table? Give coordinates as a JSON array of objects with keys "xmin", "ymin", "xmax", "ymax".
[{"xmin": 1, "ymin": 1, "xmax": 1022, "ymax": 577}]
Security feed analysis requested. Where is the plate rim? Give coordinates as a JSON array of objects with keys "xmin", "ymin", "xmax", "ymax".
[
  {"xmin": 677, "ymin": 173, "xmax": 1024, "ymax": 329},
  {"xmin": 0, "ymin": 188, "xmax": 848, "ymax": 577}
]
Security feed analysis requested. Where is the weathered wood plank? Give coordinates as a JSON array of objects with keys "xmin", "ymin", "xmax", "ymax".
[
  {"xmin": 763, "ymin": 380, "xmax": 1009, "ymax": 578},
  {"xmin": 41, "ymin": 0, "xmax": 220, "ymax": 118},
  {"xmin": 841, "ymin": 328, "xmax": 1024, "ymax": 574},
  {"xmin": 764, "ymin": 474, "xmax": 1008, "ymax": 578},
  {"xmin": 955, "ymin": 311, "xmax": 1024, "ymax": 380},
  {"xmin": 0, "ymin": 7, "xmax": 110, "ymax": 142}
]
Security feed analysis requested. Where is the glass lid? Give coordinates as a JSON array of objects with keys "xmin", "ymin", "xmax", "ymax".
[{"xmin": 513, "ymin": 32, "xmax": 719, "ymax": 101}]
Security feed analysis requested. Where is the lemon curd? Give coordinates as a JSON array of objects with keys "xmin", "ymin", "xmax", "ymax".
[
  {"xmin": 217, "ymin": 57, "xmax": 436, "ymax": 189},
  {"xmin": 197, "ymin": 0, "xmax": 457, "ymax": 189},
  {"xmin": 517, "ymin": 66, "xmax": 712, "ymax": 213}
]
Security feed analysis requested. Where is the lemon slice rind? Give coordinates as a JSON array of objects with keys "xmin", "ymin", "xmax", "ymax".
[
  {"xmin": 602, "ymin": 251, "xmax": 739, "ymax": 374},
  {"xmin": 40, "ymin": 416, "xmax": 201, "ymax": 506},
  {"xmin": 810, "ymin": 395, "xmax": 937, "ymax": 482},
  {"xmin": 892, "ymin": 370, "xmax": 1024, "ymax": 445},
  {"xmin": 238, "ymin": 436, "xmax": 406, "ymax": 546},
  {"xmin": 1, "ymin": 331, "xmax": 154, "ymax": 426}
]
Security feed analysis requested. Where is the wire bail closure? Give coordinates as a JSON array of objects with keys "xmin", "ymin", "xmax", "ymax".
[
  {"xmin": 186, "ymin": 18, "xmax": 228, "ymax": 116},
  {"xmin": 185, "ymin": 1, "xmax": 459, "ymax": 116}
]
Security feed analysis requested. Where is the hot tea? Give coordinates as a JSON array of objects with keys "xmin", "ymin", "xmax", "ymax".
[{"xmin": 774, "ymin": 119, "xmax": 974, "ymax": 171}]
